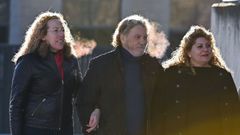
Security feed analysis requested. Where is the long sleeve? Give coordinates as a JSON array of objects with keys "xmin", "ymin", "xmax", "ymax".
[
  {"xmin": 9, "ymin": 57, "xmax": 32, "ymax": 135},
  {"xmin": 221, "ymin": 72, "xmax": 240, "ymax": 135},
  {"xmin": 150, "ymin": 70, "xmax": 167, "ymax": 135},
  {"xmin": 76, "ymin": 59, "xmax": 101, "ymax": 134},
  {"xmin": 72, "ymin": 58, "xmax": 83, "ymax": 99}
]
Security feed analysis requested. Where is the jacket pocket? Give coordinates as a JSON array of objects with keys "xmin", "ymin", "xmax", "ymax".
[{"xmin": 31, "ymin": 98, "xmax": 46, "ymax": 116}]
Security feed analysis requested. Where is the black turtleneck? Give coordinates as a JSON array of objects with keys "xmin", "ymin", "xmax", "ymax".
[{"xmin": 120, "ymin": 47, "xmax": 145, "ymax": 135}]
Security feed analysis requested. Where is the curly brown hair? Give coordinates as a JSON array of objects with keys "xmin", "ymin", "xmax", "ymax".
[
  {"xmin": 12, "ymin": 11, "xmax": 75, "ymax": 63},
  {"xmin": 163, "ymin": 25, "xmax": 229, "ymax": 70}
]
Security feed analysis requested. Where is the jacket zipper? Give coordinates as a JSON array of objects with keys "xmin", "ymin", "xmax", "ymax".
[
  {"xmin": 31, "ymin": 98, "xmax": 46, "ymax": 116},
  {"xmin": 58, "ymin": 79, "xmax": 64, "ymax": 130}
]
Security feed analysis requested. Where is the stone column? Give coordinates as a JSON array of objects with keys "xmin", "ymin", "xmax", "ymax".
[
  {"xmin": 9, "ymin": 0, "xmax": 63, "ymax": 45},
  {"xmin": 121, "ymin": 0, "xmax": 170, "ymax": 35},
  {"xmin": 211, "ymin": 2, "xmax": 240, "ymax": 90}
]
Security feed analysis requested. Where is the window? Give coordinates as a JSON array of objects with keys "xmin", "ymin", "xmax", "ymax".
[{"xmin": 63, "ymin": 0, "xmax": 121, "ymax": 45}]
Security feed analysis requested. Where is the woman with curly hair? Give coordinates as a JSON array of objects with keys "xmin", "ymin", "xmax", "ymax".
[
  {"xmin": 9, "ymin": 11, "xmax": 81, "ymax": 135},
  {"xmin": 151, "ymin": 25, "xmax": 240, "ymax": 135}
]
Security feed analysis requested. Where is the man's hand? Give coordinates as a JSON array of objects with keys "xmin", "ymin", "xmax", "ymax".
[{"xmin": 86, "ymin": 108, "xmax": 100, "ymax": 133}]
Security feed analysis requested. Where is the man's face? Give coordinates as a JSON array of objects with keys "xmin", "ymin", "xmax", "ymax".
[{"xmin": 120, "ymin": 25, "xmax": 147, "ymax": 57}]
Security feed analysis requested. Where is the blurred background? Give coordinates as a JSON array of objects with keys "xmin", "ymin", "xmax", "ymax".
[
  {"xmin": 1, "ymin": 0, "xmax": 239, "ymax": 134},
  {"xmin": 1, "ymin": 0, "xmax": 220, "ymax": 48}
]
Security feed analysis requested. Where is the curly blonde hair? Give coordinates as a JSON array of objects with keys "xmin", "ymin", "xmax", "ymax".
[
  {"xmin": 12, "ymin": 11, "xmax": 75, "ymax": 63},
  {"xmin": 163, "ymin": 25, "xmax": 228, "ymax": 70}
]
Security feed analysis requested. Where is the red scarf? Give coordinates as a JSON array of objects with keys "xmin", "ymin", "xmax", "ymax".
[{"xmin": 54, "ymin": 51, "xmax": 64, "ymax": 80}]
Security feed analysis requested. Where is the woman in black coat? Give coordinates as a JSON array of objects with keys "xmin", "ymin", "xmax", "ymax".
[
  {"xmin": 9, "ymin": 11, "xmax": 81, "ymax": 135},
  {"xmin": 151, "ymin": 25, "xmax": 240, "ymax": 135}
]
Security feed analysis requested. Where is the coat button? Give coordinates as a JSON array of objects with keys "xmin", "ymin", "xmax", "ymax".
[
  {"xmin": 176, "ymin": 84, "xmax": 180, "ymax": 88},
  {"xmin": 178, "ymin": 70, "xmax": 182, "ymax": 74},
  {"xmin": 219, "ymin": 72, "xmax": 223, "ymax": 76},
  {"xmin": 223, "ymin": 86, "xmax": 228, "ymax": 90},
  {"xmin": 176, "ymin": 100, "xmax": 180, "ymax": 104}
]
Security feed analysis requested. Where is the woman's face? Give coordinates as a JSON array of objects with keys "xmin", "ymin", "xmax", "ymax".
[
  {"xmin": 43, "ymin": 19, "xmax": 65, "ymax": 52},
  {"xmin": 188, "ymin": 37, "xmax": 212, "ymax": 67}
]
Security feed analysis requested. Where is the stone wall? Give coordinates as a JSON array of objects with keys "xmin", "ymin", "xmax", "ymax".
[{"xmin": 211, "ymin": 2, "xmax": 240, "ymax": 91}]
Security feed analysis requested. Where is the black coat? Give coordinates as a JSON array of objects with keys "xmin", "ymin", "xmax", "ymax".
[
  {"xmin": 151, "ymin": 65, "xmax": 240, "ymax": 135},
  {"xmin": 9, "ymin": 52, "xmax": 81, "ymax": 135},
  {"xmin": 77, "ymin": 47, "xmax": 163, "ymax": 135}
]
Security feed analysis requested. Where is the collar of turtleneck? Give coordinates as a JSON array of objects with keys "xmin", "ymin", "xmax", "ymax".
[
  {"xmin": 120, "ymin": 47, "xmax": 141, "ymax": 62},
  {"xmin": 54, "ymin": 50, "xmax": 64, "ymax": 79}
]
